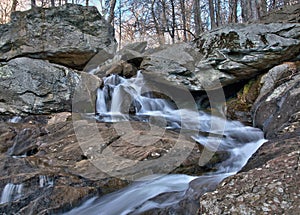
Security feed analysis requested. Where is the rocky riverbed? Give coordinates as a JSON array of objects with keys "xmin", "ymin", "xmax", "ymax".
[{"xmin": 0, "ymin": 3, "xmax": 299, "ymax": 215}]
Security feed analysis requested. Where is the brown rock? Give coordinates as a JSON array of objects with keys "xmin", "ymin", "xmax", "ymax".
[{"xmin": 199, "ymin": 150, "xmax": 300, "ymax": 214}]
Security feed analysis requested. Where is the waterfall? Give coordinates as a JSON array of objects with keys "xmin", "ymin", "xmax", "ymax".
[
  {"xmin": 96, "ymin": 72, "xmax": 175, "ymax": 122},
  {"xmin": 65, "ymin": 72, "xmax": 266, "ymax": 214},
  {"xmin": 39, "ymin": 175, "xmax": 54, "ymax": 188},
  {"xmin": 8, "ymin": 116, "xmax": 22, "ymax": 123},
  {"xmin": 0, "ymin": 183, "xmax": 23, "ymax": 204}
]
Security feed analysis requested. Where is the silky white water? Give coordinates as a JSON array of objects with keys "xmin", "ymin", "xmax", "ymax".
[
  {"xmin": 0, "ymin": 183, "xmax": 23, "ymax": 204},
  {"xmin": 65, "ymin": 72, "xmax": 266, "ymax": 214}
]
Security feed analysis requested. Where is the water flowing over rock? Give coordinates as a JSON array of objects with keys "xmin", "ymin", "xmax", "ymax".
[
  {"xmin": 0, "ymin": 57, "xmax": 101, "ymax": 115},
  {"xmin": 0, "ymin": 4, "xmax": 116, "ymax": 70},
  {"xmin": 130, "ymin": 23, "xmax": 300, "ymax": 91},
  {"xmin": 0, "ymin": 3, "xmax": 299, "ymax": 214},
  {"xmin": 196, "ymin": 62, "xmax": 300, "ymax": 214}
]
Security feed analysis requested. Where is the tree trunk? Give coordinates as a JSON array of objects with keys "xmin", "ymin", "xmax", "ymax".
[
  {"xmin": 11, "ymin": 0, "xmax": 18, "ymax": 12},
  {"xmin": 256, "ymin": 0, "xmax": 267, "ymax": 18},
  {"xmin": 151, "ymin": 0, "xmax": 165, "ymax": 45},
  {"xmin": 250, "ymin": 0, "xmax": 259, "ymax": 20},
  {"xmin": 208, "ymin": 0, "xmax": 217, "ymax": 29},
  {"xmin": 86, "ymin": 0, "xmax": 89, "ymax": 6},
  {"xmin": 229, "ymin": 0, "xmax": 238, "ymax": 23},
  {"xmin": 170, "ymin": 0, "xmax": 176, "ymax": 43},
  {"xmin": 162, "ymin": 0, "xmax": 169, "ymax": 39},
  {"xmin": 108, "ymin": 0, "xmax": 117, "ymax": 24},
  {"xmin": 31, "ymin": 0, "xmax": 36, "ymax": 8},
  {"xmin": 118, "ymin": 0, "xmax": 122, "ymax": 49},
  {"xmin": 179, "ymin": 0, "xmax": 187, "ymax": 42},
  {"xmin": 51, "ymin": 0, "xmax": 55, "ymax": 7},
  {"xmin": 215, "ymin": 0, "xmax": 221, "ymax": 26},
  {"xmin": 194, "ymin": 0, "xmax": 202, "ymax": 36}
]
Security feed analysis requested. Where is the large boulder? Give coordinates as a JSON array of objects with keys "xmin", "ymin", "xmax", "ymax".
[
  {"xmin": 90, "ymin": 41, "xmax": 147, "ymax": 78},
  {"xmin": 140, "ymin": 43, "xmax": 204, "ymax": 91},
  {"xmin": 252, "ymin": 61, "xmax": 300, "ymax": 138},
  {"xmin": 195, "ymin": 23, "xmax": 300, "ymax": 89},
  {"xmin": 199, "ymin": 149, "xmax": 300, "ymax": 214},
  {"xmin": 0, "ymin": 4, "xmax": 116, "ymax": 70},
  {"xmin": 0, "ymin": 57, "xmax": 101, "ymax": 115},
  {"xmin": 138, "ymin": 23, "xmax": 300, "ymax": 91}
]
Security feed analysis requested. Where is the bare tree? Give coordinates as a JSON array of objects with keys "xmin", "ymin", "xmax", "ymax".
[
  {"xmin": 256, "ymin": 0, "xmax": 267, "ymax": 18},
  {"xmin": 170, "ymin": 0, "xmax": 176, "ymax": 43},
  {"xmin": 31, "ymin": 0, "xmax": 36, "ymax": 8},
  {"xmin": 228, "ymin": 0, "xmax": 238, "ymax": 23},
  {"xmin": 180, "ymin": 0, "xmax": 187, "ymax": 42},
  {"xmin": 194, "ymin": 0, "xmax": 202, "ymax": 36},
  {"xmin": 215, "ymin": 0, "xmax": 221, "ymax": 26},
  {"xmin": 11, "ymin": 0, "xmax": 18, "ymax": 12},
  {"xmin": 208, "ymin": 0, "xmax": 217, "ymax": 29},
  {"xmin": 108, "ymin": 0, "xmax": 116, "ymax": 24},
  {"xmin": 151, "ymin": 0, "xmax": 165, "ymax": 44}
]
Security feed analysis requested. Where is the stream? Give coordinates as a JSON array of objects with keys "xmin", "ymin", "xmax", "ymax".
[{"xmin": 65, "ymin": 72, "xmax": 266, "ymax": 214}]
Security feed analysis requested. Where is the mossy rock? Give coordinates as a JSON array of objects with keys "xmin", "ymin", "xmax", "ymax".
[{"xmin": 226, "ymin": 76, "xmax": 262, "ymax": 123}]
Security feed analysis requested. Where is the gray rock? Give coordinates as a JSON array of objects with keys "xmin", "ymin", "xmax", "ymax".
[
  {"xmin": 0, "ymin": 57, "xmax": 101, "ymax": 115},
  {"xmin": 92, "ymin": 42, "xmax": 146, "ymax": 78},
  {"xmin": 252, "ymin": 62, "xmax": 300, "ymax": 138},
  {"xmin": 0, "ymin": 4, "xmax": 116, "ymax": 70},
  {"xmin": 196, "ymin": 23, "xmax": 300, "ymax": 89},
  {"xmin": 139, "ymin": 24, "xmax": 300, "ymax": 91},
  {"xmin": 140, "ymin": 43, "xmax": 203, "ymax": 90},
  {"xmin": 122, "ymin": 41, "xmax": 148, "ymax": 53}
]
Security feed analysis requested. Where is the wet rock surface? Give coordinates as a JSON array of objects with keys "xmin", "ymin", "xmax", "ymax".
[
  {"xmin": 0, "ymin": 4, "xmax": 116, "ymax": 70},
  {"xmin": 194, "ymin": 61, "xmax": 300, "ymax": 214},
  {"xmin": 0, "ymin": 118, "xmax": 227, "ymax": 213},
  {"xmin": 0, "ymin": 3, "xmax": 299, "ymax": 215}
]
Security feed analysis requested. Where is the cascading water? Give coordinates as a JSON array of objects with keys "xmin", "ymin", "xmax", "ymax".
[
  {"xmin": 65, "ymin": 72, "xmax": 266, "ymax": 214},
  {"xmin": 0, "ymin": 183, "xmax": 23, "ymax": 204},
  {"xmin": 96, "ymin": 72, "xmax": 176, "ymax": 124},
  {"xmin": 39, "ymin": 175, "xmax": 54, "ymax": 188}
]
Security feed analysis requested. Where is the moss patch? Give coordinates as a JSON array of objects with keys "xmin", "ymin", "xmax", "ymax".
[{"xmin": 226, "ymin": 76, "xmax": 262, "ymax": 123}]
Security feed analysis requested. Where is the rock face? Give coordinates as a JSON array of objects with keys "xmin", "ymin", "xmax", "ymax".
[
  {"xmin": 197, "ymin": 61, "xmax": 300, "ymax": 214},
  {"xmin": 96, "ymin": 23, "xmax": 300, "ymax": 91},
  {"xmin": 0, "ymin": 118, "xmax": 226, "ymax": 213},
  {"xmin": 0, "ymin": 4, "xmax": 116, "ymax": 70},
  {"xmin": 252, "ymin": 61, "xmax": 300, "ymax": 138},
  {"xmin": 199, "ymin": 150, "xmax": 300, "ymax": 214},
  {"xmin": 0, "ymin": 119, "xmax": 129, "ymax": 214},
  {"xmin": 90, "ymin": 41, "xmax": 147, "ymax": 78},
  {"xmin": 195, "ymin": 23, "xmax": 300, "ymax": 89},
  {"xmin": 0, "ymin": 57, "xmax": 101, "ymax": 115}
]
